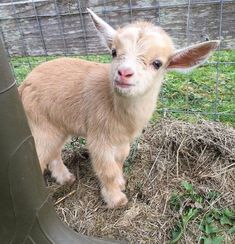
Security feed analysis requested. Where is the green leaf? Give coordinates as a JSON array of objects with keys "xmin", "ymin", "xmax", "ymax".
[
  {"xmin": 204, "ymin": 213, "xmax": 214, "ymax": 224},
  {"xmin": 201, "ymin": 236, "xmax": 213, "ymax": 244},
  {"xmin": 207, "ymin": 191, "xmax": 221, "ymax": 201},
  {"xmin": 223, "ymin": 208, "xmax": 235, "ymax": 219},
  {"xmin": 182, "ymin": 208, "xmax": 199, "ymax": 225},
  {"xmin": 195, "ymin": 195, "xmax": 204, "ymax": 203},
  {"xmin": 199, "ymin": 222, "xmax": 206, "ymax": 232},
  {"xmin": 228, "ymin": 225, "xmax": 235, "ymax": 234},
  {"xmin": 170, "ymin": 224, "xmax": 183, "ymax": 243},
  {"xmin": 220, "ymin": 215, "xmax": 233, "ymax": 226},
  {"xmin": 205, "ymin": 223, "xmax": 220, "ymax": 235},
  {"xmin": 212, "ymin": 209, "xmax": 222, "ymax": 220},
  {"xmin": 211, "ymin": 236, "xmax": 224, "ymax": 244},
  {"xmin": 201, "ymin": 236, "xmax": 224, "ymax": 244},
  {"xmin": 181, "ymin": 181, "xmax": 194, "ymax": 193},
  {"xmin": 79, "ymin": 137, "xmax": 86, "ymax": 145},
  {"xmin": 169, "ymin": 192, "xmax": 181, "ymax": 211}
]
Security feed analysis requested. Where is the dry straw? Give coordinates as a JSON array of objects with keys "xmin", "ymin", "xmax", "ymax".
[{"xmin": 46, "ymin": 119, "xmax": 234, "ymax": 243}]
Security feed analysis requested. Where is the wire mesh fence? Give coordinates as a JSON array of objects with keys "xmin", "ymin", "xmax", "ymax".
[{"xmin": 0, "ymin": 0, "xmax": 234, "ymax": 124}]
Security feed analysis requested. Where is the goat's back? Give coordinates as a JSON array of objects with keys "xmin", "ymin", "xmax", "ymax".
[{"xmin": 19, "ymin": 57, "xmax": 110, "ymax": 135}]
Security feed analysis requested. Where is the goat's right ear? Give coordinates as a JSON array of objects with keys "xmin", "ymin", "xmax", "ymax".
[{"xmin": 87, "ymin": 8, "xmax": 116, "ymax": 50}]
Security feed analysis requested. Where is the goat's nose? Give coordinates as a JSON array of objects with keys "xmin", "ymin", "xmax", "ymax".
[{"xmin": 118, "ymin": 68, "xmax": 134, "ymax": 79}]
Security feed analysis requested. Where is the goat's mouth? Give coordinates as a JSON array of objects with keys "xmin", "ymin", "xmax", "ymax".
[{"xmin": 114, "ymin": 80, "xmax": 135, "ymax": 89}]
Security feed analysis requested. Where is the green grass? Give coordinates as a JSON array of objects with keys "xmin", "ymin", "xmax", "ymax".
[
  {"xmin": 11, "ymin": 55, "xmax": 111, "ymax": 83},
  {"xmin": 169, "ymin": 181, "xmax": 235, "ymax": 244},
  {"xmin": 11, "ymin": 50, "xmax": 235, "ymax": 125}
]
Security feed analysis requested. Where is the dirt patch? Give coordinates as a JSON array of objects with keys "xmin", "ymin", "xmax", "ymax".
[{"xmin": 46, "ymin": 119, "xmax": 235, "ymax": 243}]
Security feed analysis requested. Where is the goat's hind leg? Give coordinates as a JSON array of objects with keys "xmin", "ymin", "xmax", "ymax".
[
  {"xmin": 32, "ymin": 123, "xmax": 75, "ymax": 185},
  {"xmin": 48, "ymin": 153, "xmax": 75, "ymax": 185}
]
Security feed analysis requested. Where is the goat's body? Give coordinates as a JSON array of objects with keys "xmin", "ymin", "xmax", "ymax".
[
  {"xmin": 19, "ymin": 58, "xmax": 109, "ymax": 137},
  {"xmin": 20, "ymin": 57, "xmax": 159, "ymax": 140},
  {"xmin": 19, "ymin": 10, "xmax": 218, "ymax": 208},
  {"xmin": 19, "ymin": 57, "xmax": 160, "ymax": 203},
  {"xmin": 20, "ymin": 57, "xmax": 158, "ymax": 136}
]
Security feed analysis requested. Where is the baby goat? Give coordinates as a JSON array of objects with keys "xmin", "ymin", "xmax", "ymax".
[{"xmin": 19, "ymin": 9, "xmax": 219, "ymax": 208}]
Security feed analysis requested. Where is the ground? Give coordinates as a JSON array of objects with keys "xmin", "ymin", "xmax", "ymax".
[{"xmin": 45, "ymin": 119, "xmax": 235, "ymax": 244}]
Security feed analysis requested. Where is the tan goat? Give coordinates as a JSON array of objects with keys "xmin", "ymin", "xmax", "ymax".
[{"xmin": 19, "ymin": 9, "xmax": 219, "ymax": 208}]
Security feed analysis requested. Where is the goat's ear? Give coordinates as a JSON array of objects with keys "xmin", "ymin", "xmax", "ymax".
[
  {"xmin": 167, "ymin": 40, "xmax": 220, "ymax": 72},
  {"xmin": 87, "ymin": 8, "xmax": 116, "ymax": 50}
]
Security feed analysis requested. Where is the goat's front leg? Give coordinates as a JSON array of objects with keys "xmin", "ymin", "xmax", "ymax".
[
  {"xmin": 88, "ymin": 141, "xmax": 128, "ymax": 208},
  {"xmin": 114, "ymin": 143, "xmax": 130, "ymax": 190}
]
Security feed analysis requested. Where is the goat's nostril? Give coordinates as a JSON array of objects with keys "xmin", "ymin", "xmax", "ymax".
[
  {"xmin": 118, "ymin": 68, "xmax": 134, "ymax": 79},
  {"xmin": 126, "ymin": 73, "xmax": 133, "ymax": 78}
]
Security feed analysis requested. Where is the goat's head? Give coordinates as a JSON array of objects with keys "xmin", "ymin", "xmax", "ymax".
[{"xmin": 88, "ymin": 9, "xmax": 219, "ymax": 97}]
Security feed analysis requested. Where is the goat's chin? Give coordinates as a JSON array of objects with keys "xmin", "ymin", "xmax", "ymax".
[
  {"xmin": 113, "ymin": 84, "xmax": 140, "ymax": 97},
  {"xmin": 114, "ymin": 85, "xmax": 147, "ymax": 98},
  {"xmin": 114, "ymin": 86, "xmax": 135, "ymax": 97}
]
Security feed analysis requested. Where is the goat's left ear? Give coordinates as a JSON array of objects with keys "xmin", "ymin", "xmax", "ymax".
[
  {"xmin": 87, "ymin": 8, "xmax": 116, "ymax": 50},
  {"xmin": 167, "ymin": 40, "xmax": 220, "ymax": 72}
]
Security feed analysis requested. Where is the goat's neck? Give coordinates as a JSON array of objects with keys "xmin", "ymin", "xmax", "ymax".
[{"xmin": 113, "ymin": 83, "xmax": 160, "ymax": 128}]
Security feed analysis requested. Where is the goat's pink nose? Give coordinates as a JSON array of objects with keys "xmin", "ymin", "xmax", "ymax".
[{"xmin": 118, "ymin": 68, "xmax": 134, "ymax": 79}]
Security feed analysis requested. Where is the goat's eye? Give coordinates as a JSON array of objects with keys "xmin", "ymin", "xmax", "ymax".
[
  {"xmin": 111, "ymin": 49, "xmax": 117, "ymax": 58},
  {"xmin": 152, "ymin": 60, "xmax": 162, "ymax": 70}
]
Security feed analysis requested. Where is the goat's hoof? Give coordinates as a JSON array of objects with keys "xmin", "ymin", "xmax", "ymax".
[
  {"xmin": 102, "ymin": 188, "xmax": 128, "ymax": 208},
  {"xmin": 56, "ymin": 172, "xmax": 76, "ymax": 185},
  {"xmin": 108, "ymin": 192, "xmax": 128, "ymax": 208},
  {"xmin": 110, "ymin": 193, "xmax": 128, "ymax": 208}
]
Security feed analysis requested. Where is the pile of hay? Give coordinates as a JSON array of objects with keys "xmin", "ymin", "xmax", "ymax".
[{"xmin": 47, "ymin": 119, "xmax": 235, "ymax": 243}]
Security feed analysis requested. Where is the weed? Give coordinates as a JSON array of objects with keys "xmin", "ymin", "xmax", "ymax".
[
  {"xmin": 169, "ymin": 181, "xmax": 235, "ymax": 243},
  {"xmin": 124, "ymin": 137, "xmax": 140, "ymax": 174}
]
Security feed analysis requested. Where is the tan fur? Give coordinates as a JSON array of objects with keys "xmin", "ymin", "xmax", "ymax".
[
  {"xmin": 19, "ymin": 57, "xmax": 161, "ymax": 206},
  {"xmin": 19, "ymin": 10, "xmax": 219, "ymax": 208}
]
